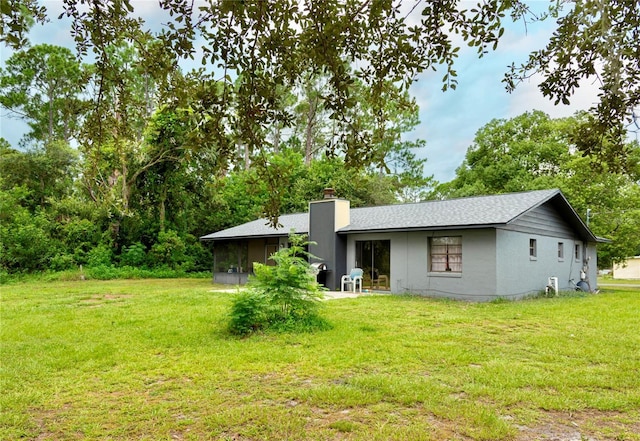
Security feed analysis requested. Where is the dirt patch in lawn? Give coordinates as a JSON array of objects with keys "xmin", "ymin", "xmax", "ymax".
[
  {"xmin": 79, "ymin": 293, "xmax": 133, "ymax": 306},
  {"xmin": 513, "ymin": 409, "xmax": 640, "ymax": 441}
]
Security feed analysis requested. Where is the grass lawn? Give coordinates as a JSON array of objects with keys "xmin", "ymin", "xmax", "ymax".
[
  {"xmin": 598, "ymin": 276, "xmax": 640, "ymax": 286},
  {"xmin": 1, "ymin": 279, "xmax": 639, "ymax": 440}
]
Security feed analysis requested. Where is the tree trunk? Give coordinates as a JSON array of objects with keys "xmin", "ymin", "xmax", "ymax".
[
  {"xmin": 47, "ymin": 82, "xmax": 54, "ymax": 144},
  {"xmin": 304, "ymin": 96, "xmax": 317, "ymax": 166},
  {"xmin": 244, "ymin": 143, "xmax": 251, "ymax": 170},
  {"xmin": 159, "ymin": 185, "xmax": 167, "ymax": 232},
  {"xmin": 273, "ymin": 125, "xmax": 281, "ymax": 154}
]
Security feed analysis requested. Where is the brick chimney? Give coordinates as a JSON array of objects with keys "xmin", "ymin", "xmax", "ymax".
[{"xmin": 323, "ymin": 187, "xmax": 336, "ymax": 199}]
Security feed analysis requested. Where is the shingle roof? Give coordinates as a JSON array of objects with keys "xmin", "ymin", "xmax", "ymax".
[
  {"xmin": 200, "ymin": 212, "xmax": 308, "ymax": 240},
  {"xmin": 200, "ymin": 189, "xmax": 597, "ymax": 241},
  {"xmin": 341, "ymin": 188, "xmax": 559, "ymax": 233}
]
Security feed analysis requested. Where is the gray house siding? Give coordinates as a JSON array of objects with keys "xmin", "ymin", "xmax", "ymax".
[
  {"xmin": 498, "ymin": 230, "xmax": 599, "ymax": 295},
  {"xmin": 202, "ymin": 189, "xmax": 601, "ymax": 300},
  {"xmin": 346, "ymin": 226, "xmax": 598, "ymax": 301},
  {"xmin": 496, "ymin": 202, "xmax": 599, "ymax": 297},
  {"xmin": 345, "ymin": 229, "xmax": 499, "ymax": 301},
  {"xmin": 505, "ymin": 203, "xmax": 575, "ymax": 237}
]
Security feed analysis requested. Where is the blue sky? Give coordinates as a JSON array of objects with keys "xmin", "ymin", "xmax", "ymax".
[
  {"xmin": 0, "ymin": 1, "xmax": 599, "ymax": 183},
  {"xmin": 407, "ymin": 3, "xmax": 600, "ymax": 182}
]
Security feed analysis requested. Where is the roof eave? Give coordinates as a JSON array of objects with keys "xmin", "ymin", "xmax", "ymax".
[
  {"xmin": 337, "ymin": 224, "xmax": 504, "ymax": 235},
  {"xmin": 200, "ymin": 231, "xmax": 305, "ymax": 242}
]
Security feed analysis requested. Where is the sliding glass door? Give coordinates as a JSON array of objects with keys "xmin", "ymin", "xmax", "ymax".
[{"xmin": 355, "ymin": 240, "xmax": 390, "ymax": 290}]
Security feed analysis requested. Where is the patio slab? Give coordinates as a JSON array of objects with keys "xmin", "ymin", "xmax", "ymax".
[
  {"xmin": 210, "ymin": 288, "xmax": 389, "ymax": 300},
  {"xmin": 322, "ymin": 290, "xmax": 389, "ymax": 300}
]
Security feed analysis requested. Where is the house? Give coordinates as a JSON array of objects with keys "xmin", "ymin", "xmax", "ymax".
[
  {"xmin": 613, "ymin": 256, "xmax": 640, "ymax": 280},
  {"xmin": 200, "ymin": 188, "xmax": 602, "ymax": 301}
]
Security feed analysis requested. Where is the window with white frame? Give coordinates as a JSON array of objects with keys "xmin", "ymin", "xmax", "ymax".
[
  {"xmin": 574, "ymin": 243, "xmax": 581, "ymax": 261},
  {"xmin": 429, "ymin": 236, "xmax": 462, "ymax": 272}
]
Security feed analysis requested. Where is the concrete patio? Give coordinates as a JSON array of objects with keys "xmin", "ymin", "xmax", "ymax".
[{"xmin": 210, "ymin": 287, "xmax": 389, "ymax": 300}]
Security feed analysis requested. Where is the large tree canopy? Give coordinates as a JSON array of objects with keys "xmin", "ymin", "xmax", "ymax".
[
  {"xmin": 4, "ymin": 1, "xmax": 639, "ymax": 170},
  {"xmin": 2, "ymin": 1, "xmax": 639, "ymax": 273}
]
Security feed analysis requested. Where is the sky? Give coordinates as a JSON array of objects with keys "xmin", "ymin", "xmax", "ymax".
[{"xmin": 0, "ymin": 1, "xmax": 601, "ymax": 184}]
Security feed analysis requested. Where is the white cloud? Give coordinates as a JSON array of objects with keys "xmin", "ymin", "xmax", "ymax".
[{"xmin": 405, "ymin": 6, "xmax": 603, "ymax": 184}]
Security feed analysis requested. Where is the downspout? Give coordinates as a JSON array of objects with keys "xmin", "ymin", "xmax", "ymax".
[
  {"xmin": 581, "ymin": 240, "xmax": 592, "ymax": 292},
  {"xmin": 237, "ymin": 244, "xmax": 242, "ymax": 285}
]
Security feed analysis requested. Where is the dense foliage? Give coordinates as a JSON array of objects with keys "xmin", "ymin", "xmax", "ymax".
[
  {"xmin": 0, "ymin": 41, "xmax": 430, "ymax": 276},
  {"xmin": 2, "ymin": 1, "xmax": 640, "ymax": 275},
  {"xmin": 2, "ymin": 1, "xmax": 639, "ymax": 221}
]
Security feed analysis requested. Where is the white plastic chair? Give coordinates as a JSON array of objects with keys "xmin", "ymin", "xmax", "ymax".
[{"xmin": 341, "ymin": 268, "xmax": 364, "ymax": 293}]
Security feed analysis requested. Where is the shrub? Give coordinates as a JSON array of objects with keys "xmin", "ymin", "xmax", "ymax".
[
  {"xmin": 0, "ymin": 210, "xmax": 55, "ymax": 272},
  {"xmin": 49, "ymin": 253, "xmax": 76, "ymax": 271},
  {"xmin": 227, "ymin": 232, "xmax": 327, "ymax": 335},
  {"xmin": 149, "ymin": 230, "xmax": 188, "ymax": 269},
  {"xmin": 227, "ymin": 290, "xmax": 269, "ymax": 335},
  {"xmin": 185, "ymin": 238, "xmax": 213, "ymax": 272},
  {"xmin": 120, "ymin": 242, "xmax": 147, "ymax": 267},
  {"xmin": 86, "ymin": 244, "xmax": 114, "ymax": 267},
  {"xmin": 60, "ymin": 218, "xmax": 100, "ymax": 259}
]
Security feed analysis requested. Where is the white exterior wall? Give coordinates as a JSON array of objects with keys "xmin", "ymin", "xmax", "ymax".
[
  {"xmin": 496, "ymin": 229, "xmax": 598, "ymax": 297},
  {"xmin": 613, "ymin": 257, "xmax": 640, "ymax": 279}
]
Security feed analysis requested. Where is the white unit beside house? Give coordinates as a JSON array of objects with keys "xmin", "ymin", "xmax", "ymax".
[
  {"xmin": 200, "ymin": 189, "xmax": 603, "ymax": 301},
  {"xmin": 613, "ymin": 256, "xmax": 640, "ymax": 280}
]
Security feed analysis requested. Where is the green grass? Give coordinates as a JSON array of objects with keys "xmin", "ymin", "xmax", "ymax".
[
  {"xmin": 599, "ymin": 276, "xmax": 640, "ymax": 286},
  {"xmin": 2, "ymin": 279, "xmax": 639, "ymax": 440}
]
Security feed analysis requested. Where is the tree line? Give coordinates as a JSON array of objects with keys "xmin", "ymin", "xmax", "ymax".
[
  {"xmin": 0, "ymin": 43, "xmax": 431, "ymax": 276},
  {"xmin": 1, "ymin": 1, "xmax": 639, "ymax": 275}
]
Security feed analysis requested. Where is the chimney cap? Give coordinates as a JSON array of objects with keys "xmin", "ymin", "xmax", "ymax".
[{"xmin": 323, "ymin": 188, "xmax": 336, "ymax": 199}]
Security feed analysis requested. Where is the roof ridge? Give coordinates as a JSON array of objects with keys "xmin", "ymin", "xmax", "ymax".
[{"xmin": 349, "ymin": 188, "xmax": 560, "ymax": 212}]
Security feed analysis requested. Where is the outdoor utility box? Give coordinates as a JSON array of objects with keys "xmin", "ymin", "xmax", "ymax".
[{"xmin": 311, "ymin": 262, "xmax": 328, "ymax": 288}]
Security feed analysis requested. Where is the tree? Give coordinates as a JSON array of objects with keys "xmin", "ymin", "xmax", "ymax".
[
  {"xmin": 438, "ymin": 111, "xmax": 574, "ymax": 197},
  {"xmin": 292, "ymin": 73, "xmax": 332, "ymax": 165},
  {"xmin": 0, "ymin": 140, "xmax": 78, "ymax": 209},
  {"xmin": 438, "ymin": 110, "xmax": 640, "ymax": 267},
  {"xmin": 505, "ymin": 0, "xmax": 640, "ymax": 170},
  {"xmin": 78, "ymin": 40, "xmax": 179, "ymax": 235},
  {"xmin": 11, "ymin": 0, "xmax": 622, "ymax": 221},
  {"xmin": 0, "ymin": 44, "xmax": 89, "ymax": 146}
]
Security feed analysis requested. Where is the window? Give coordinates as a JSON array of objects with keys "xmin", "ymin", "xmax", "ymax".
[
  {"xmin": 214, "ymin": 242, "xmax": 248, "ymax": 273},
  {"xmin": 558, "ymin": 242, "xmax": 564, "ymax": 260},
  {"xmin": 430, "ymin": 236, "xmax": 462, "ymax": 272},
  {"xmin": 529, "ymin": 239, "xmax": 537, "ymax": 258},
  {"xmin": 574, "ymin": 243, "xmax": 581, "ymax": 261},
  {"xmin": 265, "ymin": 243, "xmax": 279, "ymax": 266}
]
